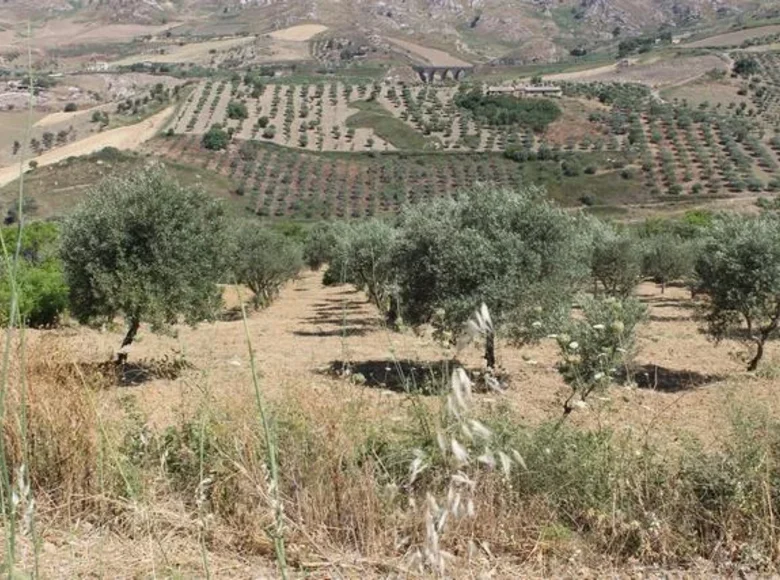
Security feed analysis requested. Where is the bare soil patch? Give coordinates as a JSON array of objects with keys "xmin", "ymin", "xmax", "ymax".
[
  {"xmin": 0, "ymin": 106, "xmax": 174, "ymax": 188},
  {"xmin": 111, "ymin": 36, "xmax": 256, "ymax": 66},
  {"xmin": 42, "ymin": 270, "xmax": 777, "ymax": 447},
  {"xmin": 686, "ymin": 24, "xmax": 780, "ymax": 48},
  {"xmin": 546, "ymin": 54, "xmax": 727, "ymax": 89},
  {"xmin": 268, "ymin": 24, "xmax": 328, "ymax": 42},
  {"xmin": 386, "ymin": 37, "xmax": 471, "ymax": 67}
]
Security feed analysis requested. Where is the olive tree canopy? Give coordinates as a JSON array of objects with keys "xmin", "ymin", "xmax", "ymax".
[
  {"xmin": 60, "ymin": 166, "xmax": 230, "ymax": 361},
  {"xmin": 393, "ymin": 186, "xmax": 587, "ymax": 368},
  {"xmin": 695, "ymin": 214, "xmax": 780, "ymax": 371}
]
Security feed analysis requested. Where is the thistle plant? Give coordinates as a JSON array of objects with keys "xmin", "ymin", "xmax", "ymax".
[{"xmin": 555, "ymin": 295, "xmax": 646, "ymax": 415}]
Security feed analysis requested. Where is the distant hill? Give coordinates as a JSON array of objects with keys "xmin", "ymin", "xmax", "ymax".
[{"xmin": 0, "ymin": 0, "xmax": 773, "ymax": 63}]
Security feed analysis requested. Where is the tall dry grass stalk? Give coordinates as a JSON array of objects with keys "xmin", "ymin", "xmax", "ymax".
[
  {"xmin": 238, "ymin": 291, "xmax": 288, "ymax": 579},
  {"xmin": 0, "ymin": 22, "xmax": 38, "ymax": 574}
]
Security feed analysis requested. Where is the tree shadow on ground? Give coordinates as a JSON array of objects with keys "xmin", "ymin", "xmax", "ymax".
[
  {"xmin": 622, "ymin": 364, "xmax": 723, "ymax": 393},
  {"xmin": 219, "ymin": 306, "xmax": 245, "ymax": 322},
  {"xmin": 325, "ymin": 359, "xmax": 460, "ymax": 394},
  {"xmin": 81, "ymin": 354, "xmax": 195, "ymax": 387},
  {"xmin": 294, "ymin": 327, "xmax": 372, "ymax": 338}
]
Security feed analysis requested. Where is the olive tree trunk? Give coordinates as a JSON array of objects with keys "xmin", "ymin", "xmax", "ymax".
[{"xmin": 117, "ymin": 317, "xmax": 140, "ymax": 365}]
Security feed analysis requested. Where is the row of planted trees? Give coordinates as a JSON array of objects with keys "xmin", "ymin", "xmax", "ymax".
[
  {"xmin": 6, "ymin": 168, "xmax": 780, "ymax": 387},
  {"xmin": 305, "ymin": 189, "xmax": 780, "ymax": 384}
]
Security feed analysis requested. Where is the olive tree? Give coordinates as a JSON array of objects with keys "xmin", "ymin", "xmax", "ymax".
[
  {"xmin": 303, "ymin": 221, "xmax": 339, "ymax": 271},
  {"xmin": 233, "ymin": 223, "xmax": 302, "ymax": 309},
  {"xmin": 324, "ymin": 219, "xmax": 399, "ymax": 323},
  {"xmin": 695, "ymin": 214, "xmax": 780, "ymax": 371},
  {"xmin": 60, "ymin": 167, "xmax": 230, "ymax": 363},
  {"xmin": 589, "ymin": 221, "xmax": 643, "ymax": 297},
  {"xmin": 393, "ymin": 186, "xmax": 587, "ymax": 369},
  {"xmin": 642, "ymin": 233, "xmax": 700, "ymax": 294}
]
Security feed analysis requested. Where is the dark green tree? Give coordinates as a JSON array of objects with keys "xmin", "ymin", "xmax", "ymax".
[
  {"xmin": 60, "ymin": 167, "xmax": 230, "ymax": 362},
  {"xmin": 232, "ymin": 223, "xmax": 302, "ymax": 309},
  {"xmin": 394, "ymin": 186, "xmax": 587, "ymax": 369},
  {"xmin": 695, "ymin": 214, "xmax": 780, "ymax": 371}
]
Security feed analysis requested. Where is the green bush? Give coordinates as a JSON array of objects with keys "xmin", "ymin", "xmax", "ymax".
[
  {"xmin": 0, "ymin": 222, "xmax": 68, "ymax": 327},
  {"xmin": 226, "ymin": 100, "xmax": 248, "ymax": 120},
  {"xmin": 393, "ymin": 185, "xmax": 587, "ymax": 367},
  {"xmin": 454, "ymin": 88, "xmax": 561, "ymax": 131},
  {"xmin": 556, "ymin": 295, "xmax": 646, "ymax": 412},
  {"xmin": 589, "ymin": 221, "xmax": 643, "ymax": 297},
  {"xmin": 642, "ymin": 233, "xmax": 699, "ymax": 293},
  {"xmin": 60, "ymin": 167, "xmax": 230, "ymax": 361},
  {"xmin": 202, "ymin": 124, "xmax": 229, "ymax": 151},
  {"xmin": 303, "ymin": 222, "xmax": 339, "ymax": 270},
  {"xmin": 695, "ymin": 214, "xmax": 780, "ymax": 371}
]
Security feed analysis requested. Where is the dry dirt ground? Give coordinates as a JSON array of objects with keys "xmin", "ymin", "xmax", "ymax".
[
  {"xmin": 545, "ymin": 54, "xmax": 728, "ymax": 89},
  {"xmin": 686, "ymin": 24, "xmax": 780, "ymax": 48},
  {"xmin": 111, "ymin": 36, "xmax": 257, "ymax": 67},
  {"xmin": 45, "ymin": 270, "xmax": 780, "ymax": 450},
  {"xmin": 8, "ymin": 270, "xmax": 780, "ymax": 577},
  {"xmin": 0, "ymin": 105, "xmax": 174, "ymax": 188},
  {"xmin": 268, "ymin": 24, "xmax": 328, "ymax": 42},
  {"xmin": 0, "ymin": 18, "xmax": 177, "ymax": 58},
  {"xmin": 386, "ymin": 37, "xmax": 471, "ymax": 67}
]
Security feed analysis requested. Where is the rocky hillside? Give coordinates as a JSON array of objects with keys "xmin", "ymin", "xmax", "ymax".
[{"xmin": 0, "ymin": 0, "xmax": 770, "ymax": 61}]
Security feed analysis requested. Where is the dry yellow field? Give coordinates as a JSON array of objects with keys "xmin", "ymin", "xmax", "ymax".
[
  {"xmin": 111, "ymin": 36, "xmax": 256, "ymax": 66},
  {"xmin": 386, "ymin": 36, "xmax": 471, "ymax": 67},
  {"xmin": 686, "ymin": 24, "xmax": 780, "ymax": 48},
  {"xmin": 268, "ymin": 24, "xmax": 328, "ymax": 41}
]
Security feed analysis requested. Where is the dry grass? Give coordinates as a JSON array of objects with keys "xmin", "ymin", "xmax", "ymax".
[
  {"xmin": 3, "ymin": 273, "xmax": 780, "ymax": 576},
  {"xmin": 686, "ymin": 24, "xmax": 780, "ymax": 48},
  {"xmin": 268, "ymin": 24, "xmax": 328, "ymax": 42},
  {"xmin": 386, "ymin": 37, "xmax": 471, "ymax": 67},
  {"xmin": 111, "ymin": 37, "xmax": 257, "ymax": 67}
]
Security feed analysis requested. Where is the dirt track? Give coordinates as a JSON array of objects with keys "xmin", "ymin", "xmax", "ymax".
[{"xmin": 0, "ymin": 106, "xmax": 174, "ymax": 188}]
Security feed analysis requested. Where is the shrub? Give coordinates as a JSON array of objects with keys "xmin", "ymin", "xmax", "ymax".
[
  {"xmin": 0, "ymin": 222, "xmax": 68, "ymax": 327},
  {"xmin": 733, "ymin": 57, "xmax": 759, "ymax": 77},
  {"xmin": 226, "ymin": 100, "xmax": 248, "ymax": 120},
  {"xmin": 393, "ymin": 186, "xmax": 587, "ymax": 368},
  {"xmin": 303, "ymin": 222, "xmax": 339, "ymax": 270},
  {"xmin": 232, "ymin": 223, "xmax": 303, "ymax": 309},
  {"xmin": 60, "ymin": 167, "xmax": 230, "ymax": 362},
  {"xmin": 695, "ymin": 214, "xmax": 780, "ymax": 370},
  {"xmin": 202, "ymin": 124, "xmax": 229, "ymax": 150},
  {"xmin": 325, "ymin": 220, "xmax": 399, "ymax": 323},
  {"xmin": 454, "ymin": 88, "xmax": 561, "ymax": 131},
  {"xmin": 63, "ymin": 102, "xmax": 77, "ymax": 112},
  {"xmin": 556, "ymin": 295, "xmax": 646, "ymax": 413},
  {"xmin": 561, "ymin": 158, "xmax": 582, "ymax": 177}
]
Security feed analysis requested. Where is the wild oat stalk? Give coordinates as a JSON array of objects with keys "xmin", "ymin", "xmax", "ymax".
[
  {"xmin": 0, "ymin": 21, "xmax": 37, "ymax": 575},
  {"xmin": 239, "ymin": 294, "xmax": 288, "ymax": 579},
  {"xmin": 409, "ymin": 305, "xmax": 524, "ymax": 577}
]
